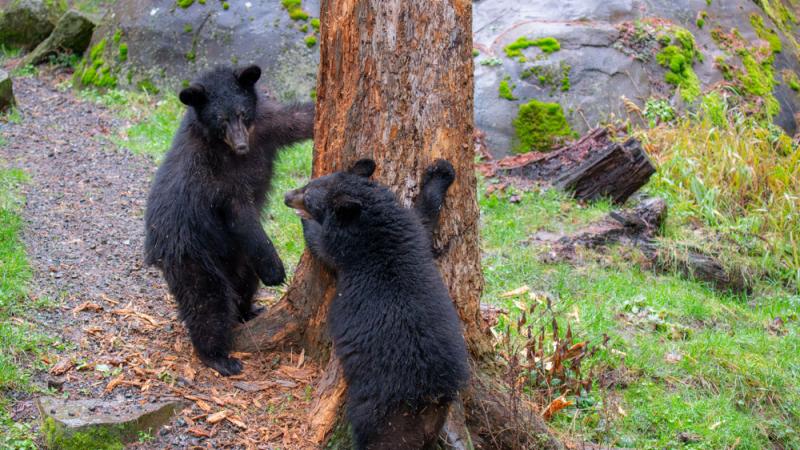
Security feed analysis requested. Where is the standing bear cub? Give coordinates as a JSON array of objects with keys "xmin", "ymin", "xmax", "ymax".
[
  {"xmin": 284, "ymin": 159, "xmax": 470, "ymax": 449},
  {"xmin": 144, "ymin": 65, "xmax": 314, "ymax": 376}
]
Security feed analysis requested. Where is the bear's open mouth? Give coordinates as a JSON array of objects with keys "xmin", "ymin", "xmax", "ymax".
[{"xmin": 294, "ymin": 208, "xmax": 312, "ymax": 220}]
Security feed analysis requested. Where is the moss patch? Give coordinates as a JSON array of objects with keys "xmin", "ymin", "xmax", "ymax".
[
  {"xmin": 42, "ymin": 417, "xmax": 125, "ymax": 450},
  {"xmin": 521, "ymin": 61, "xmax": 571, "ymax": 94},
  {"xmin": 656, "ymin": 28, "xmax": 702, "ymax": 102},
  {"xmin": 282, "ymin": 0, "xmax": 309, "ymax": 21},
  {"xmin": 73, "ymin": 38, "xmax": 118, "ymax": 89},
  {"xmin": 176, "ymin": 0, "xmax": 194, "ymax": 8},
  {"xmin": 750, "ymin": 13, "xmax": 782, "ymax": 54},
  {"xmin": 696, "ymin": 11, "xmax": 708, "ymax": 29},
  {"xmin": 512, "ymin": 99, "xmax": 575, "ymax": 153},
  {"xmin": 118, "ymin": 43, "xmax": 128, "ymax": 62},
  {"xmin": 498, "ymin": 76, "xmax": 517, "ymax": 100},
  {"xmin": 304, "ymin": 35, "xmax": 317, "ymax": 48},
  {"xmin": 310, "ymin": 18, "xmax": 320, "ymax": 31},
  {"xmin": 711, "ymin": 28, "xmax": 781, "ymax": 119},
  {"xmin": 740, "ymin": 51, "xmax": 780, "ymax": 115},
  {"xmin": 504, "ymin": 36, "xmax": 560, "ymax": 58},
  {"xmin": 783, "ymin": 69, "xmax": 800, "ymax": 92}
]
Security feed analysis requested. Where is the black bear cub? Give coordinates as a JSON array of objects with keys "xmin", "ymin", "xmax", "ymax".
[
  {"xmin": 284, "ymin": 159, "xmax": 470, "ymax": 449},
  {"xmin": 144, "ymin": 65, "xmax": 314, "ymax": 376}
]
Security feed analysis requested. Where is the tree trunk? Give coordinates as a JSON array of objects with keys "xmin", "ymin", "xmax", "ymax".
[{"xmin": 235, "ymin": 0, "xmax": 562, "ymax": 447}]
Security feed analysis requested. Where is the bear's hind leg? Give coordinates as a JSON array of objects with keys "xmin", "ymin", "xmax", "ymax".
[
  {"xmin": 166, "ymin": 261, "xmax": 243, "ymax": 376},
  {"xmin": 229, "ymin": 260, "xmax": 262, "ymax": 322},
  {"xmin": 351, "ymin": 402, "xmax": 448, "ymax": 450}
]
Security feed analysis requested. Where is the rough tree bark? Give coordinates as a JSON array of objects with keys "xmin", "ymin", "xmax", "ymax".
[{"xmin": 234, "ymin": 1, "xmax": 562, "ymax": 447}]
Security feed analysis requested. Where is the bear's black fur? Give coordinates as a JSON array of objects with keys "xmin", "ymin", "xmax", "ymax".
[
  {"xmin": 144, "ymin": 65, "xmax": 314, "ymax": 376},
  {"xmin": 284, "ymin": 159, "xmax": 470, "ymax": 449}
]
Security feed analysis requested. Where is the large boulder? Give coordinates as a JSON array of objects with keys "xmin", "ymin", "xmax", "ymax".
[
  {"xmin": 22, "ymin": 9, "xmax": 97, "ymax": 66},
  {"xmin": 75, "ymin": 0, "xmax": 320, "ymax": 101},
  {"xmin": 0, "ymin": 0, "xmax": 65, "ymax": 49},
  {"xmin": 475, "ymin": 0, "xmax": 800, "ymax": 155},
  {"xmin": 77, "ymin": 0, "xmax": 800, "ymax": 154}
]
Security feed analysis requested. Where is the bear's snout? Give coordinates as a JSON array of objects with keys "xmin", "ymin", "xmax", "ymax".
[
  {"xmin": 224, "ymin": 118, "xmax": 250, "ymax": 155},
  {"xmin": 284, "ymin": 189, "xmax": 312, "ymax": 219}
]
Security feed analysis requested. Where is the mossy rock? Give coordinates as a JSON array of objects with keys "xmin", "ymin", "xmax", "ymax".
[
  {"xmin": 474, "ymin": 0, "xmax": 800, "ymax": 155},
  {"xmin": 37, "ymin": 396, "xmax": 186, "ymax": 450},
  {"xmin": 512, "ymin": 99, "xmax": 576, "ymax": 153},
  {"xmin": 76, "ymin": 0, "xmax": 320, "ymax": 100},
  {"xmin": 0, "ymin": 0, "xmax": 66, "ymax": 49},
  {"xmin": 22, "ymin": 9, "xmax": 97, "ymax": 66}
]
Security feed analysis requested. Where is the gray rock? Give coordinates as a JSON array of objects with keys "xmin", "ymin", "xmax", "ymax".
[
  {"xmin": 78, "ymin": 0, "xmax": 320, "ymax": 101},
  {"xmin": 0, "ymin": 69, "xmax": 14, "ymax": 112},
  {"xmin": 22, "ymin": 9, "xmax": 97, "ymax": 66},
  {"xmin": 0, "ymin": 0, "xmax": 64, "ymax": 49},
  {"xmin": 474, "ymin": 0, "xmax": 800, "ymax": 155},
  {"xmin": 37, "ymin": 396, "xmax": 187, "ymax": 449},
  {"xmin": 76, "ymin": 0, "xmax": 800, "ymax": 154}
]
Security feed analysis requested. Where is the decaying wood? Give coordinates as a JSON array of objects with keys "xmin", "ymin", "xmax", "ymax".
[
  {"xmin": 643, "ymin": 244, "xmax": 752, "ymax": 295},
  {"xmin": 479, "ymin": 128, "xmax": 656, "ymax": 204},
  {"xmin": 534, "ymin": 197, "xmax": 751, "ymax": 294},
  {"xmin": 233, "ymin": 0, "xmax": 562, "ymax": 447}
]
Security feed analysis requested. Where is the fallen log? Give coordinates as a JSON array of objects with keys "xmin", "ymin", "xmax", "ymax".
[
  {"xmin": 479, "ymin": 128, "xmax": 656, "ymax": 204},
  {"xmin": 533, "ymin": 197, "xmax": 752, "ymax": 294}
]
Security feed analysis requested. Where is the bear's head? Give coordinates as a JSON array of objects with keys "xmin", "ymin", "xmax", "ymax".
[
  {"xmin": 284, "ymin": 159, "xmax": 415, "ymax": 263},
  {"xmin": 179, "ymin": 65, "xmax": 261, "ymax": 155},
  {"xmin": 284, "ymin": 159, "xmax": 378, "ymax": 223}
]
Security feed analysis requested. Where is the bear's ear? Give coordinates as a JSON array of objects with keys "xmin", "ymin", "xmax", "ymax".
[
  {"xmin": 179, "ymin": 84, "xmax": 207, "ymax": 108},
  {"xmin": 236, "ymin": 65, "xmax": 262, "ymax": 88},
  {"xmin": 348, "ymin": 159, "xmax": 376, "ymax": 178},
  {"xmin": 332, "ymin": 193, "xmax": 362, "ymax": 223}
]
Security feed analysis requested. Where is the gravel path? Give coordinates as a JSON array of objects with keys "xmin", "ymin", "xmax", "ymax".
[{"xmin": 1, "ymin": 73, "xmax": 317, "ymax": 449}]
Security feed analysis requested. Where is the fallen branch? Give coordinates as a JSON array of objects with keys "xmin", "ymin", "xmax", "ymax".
[
  {"xmin": 533, "ymin": 197, "xmax": 752, "ymax": 294},
  {"xmin": 479, "ymin": 128, "xmax": 656, "ymax": 204}
]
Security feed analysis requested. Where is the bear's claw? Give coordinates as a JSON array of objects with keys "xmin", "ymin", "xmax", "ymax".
[
  {"xmin": 423, "ymin": 159, "xmax": 456, "ymax": 189},
  {"xmin": 201, "ymin": 355, "xmax": 243, "ymax": 376}
]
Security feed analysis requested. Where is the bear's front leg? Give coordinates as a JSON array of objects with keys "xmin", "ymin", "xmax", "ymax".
[
  {"xmin": 415, "ymin": 159, "xmax": 456, "ymax": 239},
  {"xmin": 301, "ymin": 218, "xmax": 336, "ymax": 269},
  {"xmin": 227, "ymin": 202, "xmax": 286, "ymax": 286}
]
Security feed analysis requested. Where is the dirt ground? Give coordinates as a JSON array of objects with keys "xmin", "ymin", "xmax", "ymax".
[{"xmin": 3, "ymin": 72, "xmax": 320, "ymax": 449}]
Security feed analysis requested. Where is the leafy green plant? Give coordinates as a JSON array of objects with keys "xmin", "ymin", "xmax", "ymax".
[{"xmin": 643, "ymin": 98, "xmax": 675, "ymax": 127}]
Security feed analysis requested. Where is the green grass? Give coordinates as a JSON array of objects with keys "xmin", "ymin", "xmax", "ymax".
[
  {"xmin": 262, "ymin": 142, "xmax": 313, "ymax": 281},
  {"xmin": 479, "ymin": 186, "xmax": 800, "ymax": 448},
  {"xmin": 77, "ymin": 88, "xmax": 184, "ymax": 161},
  {"xmin": 0, "ymin": 166, "xmax": 56, "ymax": 448}
]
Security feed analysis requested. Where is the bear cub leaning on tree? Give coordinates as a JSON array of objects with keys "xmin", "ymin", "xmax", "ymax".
[
  {"xmin": 284, "ymin": 159, "xmax": 470, "ymax": 449},
  {"xmin": 144, "ymin": 65, "xmax": 314, "ymax": 376}
]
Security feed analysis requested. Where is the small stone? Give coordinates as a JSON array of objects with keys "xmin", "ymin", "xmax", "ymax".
[
  {"xmin": 37, "ymin": 396, "xmax": 188, "ymax": 449},
  {"xmin": 46, "ymin": 376, "xmax": 65, "ymax": 392},
  {"xmin": 0, "ymin": 70, "xmax": 15, "ymax": 112}
]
